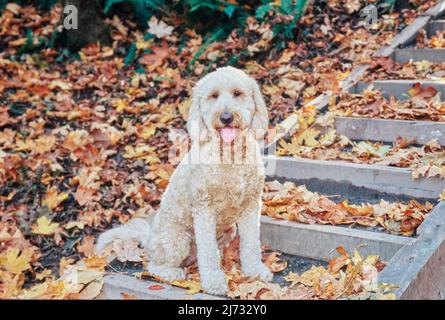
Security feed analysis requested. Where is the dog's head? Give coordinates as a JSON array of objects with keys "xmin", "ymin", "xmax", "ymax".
[{"xmin": 187, "ymin": 66, "xmax": 268, "ymax": 144}]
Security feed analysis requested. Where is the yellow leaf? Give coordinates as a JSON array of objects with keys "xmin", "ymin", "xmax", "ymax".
[
  {"xmin": 32, "ymin": 216, "xmax": 60, "ymax": 235},
  {"xmin": 113, "ymin": 99, "xmax": 129, "ymax": 113},
  {"xmin": 0, "ymin": 248, "xmax": 34, "ymax": 274},
  {"xmin": 440, "ymin": 189, "xmax": 445, "ymax": 201},
  {"xmin": 123, "ymin": 144, "xmax": 156, "ymax": 159},
  {"xmin": 352, "ymin": 249, "xmax": 363, "ymax": 265},
  {"xmin": 18, "ymin": 283, "xmax": 49, "ymax": 299},
  {"xmin": 171, "ymin": 279, "xmax": 202, "ymax": 295},
  {"xmin": 294, "ymin": 128, "xmax": 320, "ymax": 147},
  {"xmin": 43, "ymin": 187, "xmax": 68, "ymax": 210},
  {"xmin": 64, "ymin": 221, "xmax": 86, "ymax": 230},
  {"xmin": 136, "ymin": 38, "xmax": 153, "ymax": 50},
  {"xmin": 319, "ymin": 129, "xmax": 337, "ymax": 146},
  {"xmin": 140, "ymin": 123, "xmax": 157, "ymax": 139},
  {"xmin": 364, "ymin": 255, "xmax": 380, "ymax": 266},
  {"xmin": 376, "ymin": 292, "xmax": 397, "ymax": 300},
  {"xmin": 262, "ymin": 85, "xmax": 280, "ymax": 96},
  {"xmin": 178, "ymin": 98, "xmax": 192, "ymax": 121}
]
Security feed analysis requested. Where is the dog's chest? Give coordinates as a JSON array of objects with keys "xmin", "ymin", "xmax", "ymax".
[{"xmin": 202, "ymin": 165, "xmax": 264, "ymax": 229}]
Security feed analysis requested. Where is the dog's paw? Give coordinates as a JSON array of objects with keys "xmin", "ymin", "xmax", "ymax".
[
  {"xmin": 243, "ymin": 264, "xmax": 273, "ymax": 282},
  {"xmin": 201, "ymin": 270, "xmax": 229, "ymax": 296}
]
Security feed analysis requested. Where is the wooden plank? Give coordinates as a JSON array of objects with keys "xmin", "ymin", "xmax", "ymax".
[
  {"xmin": 427, "ymin": 20, "xmax": 445, "ymax": 35},
  {"xmin": 376, "ymin": 16, "xmax": 431, "ymax": 57},
  {"xmin": 339, "ymin": 64, "xmax": 370, "ymax": 91},
  {"xmin": 352, "ymin": 80, "xmax": 445, "ymax": 100},
  {"xmin": 393, "ymin": 48, "xmax": 445, "ymax": 63},
  {"xmin": 378, "ymin": 202, "xmax": 445, "ymax": 299},
  {"xmin": 97, "ymin": 274, "xmax": 224, "ymax": 300},
  {"xmin": 264, "ymin": 156, "xmax": 445, "ymax": 199},
  {"xmin": 422, "ymin": 1, "xmax": 445, "ymax": 17},
  {"xmin": 334, "ymin": 116, "xmax": 445, "ymax": 146},
  {"xmin": 260, "ymin": 216, "xmax": 413, "ymax": 262}
]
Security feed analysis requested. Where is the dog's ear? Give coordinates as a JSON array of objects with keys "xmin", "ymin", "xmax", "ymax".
[
  {"xmin": 250, "ymin": 78, "xmax": 269, "ymax": 140},
  {"xmin": 187, "ymin": 88, "xmax": 207, "ymax": 144}
]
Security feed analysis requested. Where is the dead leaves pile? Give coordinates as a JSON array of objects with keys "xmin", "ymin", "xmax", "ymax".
[
  {"xmin": 0, "ymin": 247, "xmax": 108, "ymax": 299},
  {"xmin": 331, "ymin": 84, "xmax": 445, "ymax": 121},
  {"xmin": 364, "ymin": 57, "xmax": 445, "ymax": 81},
  {"xmin": 262, "ymin": 180, "xmax": 432, "ymax": 236},
  {"xmin": 416, "ymin": 29, "xmax": 445, "ymax": 49},
  {"xmin": 284, "ymin": 246, "xmax": 396, "ymax": 300}
]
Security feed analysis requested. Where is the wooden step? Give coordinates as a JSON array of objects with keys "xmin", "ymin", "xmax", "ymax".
[
  {"xmin": 264, "ymin": 156, "xmax": 444, "ymax": 199},
  {"xmin": 393, "ymin": 48, "xmax": 445, "ymax": 63},
  {"xmin": 351, "ymin": 80, "xmax": 445, "ymax": 100},
  {"xmin": 335, "ymin": 116, "xmax": 445, "ymax": 146},
  {"xmin": 427, "ymin": 20, "xmax": 445, "ymax": 35},
  {"xmin": 260, "ymin": 216, "xmax": 413, "ymax": 262},
  {"xmin": 378, "ymin": 202, "xmax": 445, "ymax": 299}
]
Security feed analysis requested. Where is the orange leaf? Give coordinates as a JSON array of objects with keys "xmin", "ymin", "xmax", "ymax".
[
  {"xmin": 148, "ymin": 284, "xmax": 165, "ymax": 291},
  {"xmin": 408, "ymin": 82, "xmax": 438, "ymax": 99},
  {"xmin": 139, "ymin": 40, "xmax": 169, "ymax": 71}
]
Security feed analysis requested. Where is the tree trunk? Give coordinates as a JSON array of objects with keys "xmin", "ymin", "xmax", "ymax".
[{"xmin": 62, "ymin": 0, "xmax": 110, "ymax": 52}]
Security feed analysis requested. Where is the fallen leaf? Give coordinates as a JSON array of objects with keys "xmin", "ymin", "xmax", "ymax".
[
  {"xmin": 0, "ymin": 248, "xmax": 34, "ymax": 274},
  {"xmin": 31, "ymin": 216, "xmax": 60, "ymax": 236}
]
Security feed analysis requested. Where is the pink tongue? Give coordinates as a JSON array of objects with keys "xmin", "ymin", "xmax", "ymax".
[{"xmin": 220, "ymin": 127, "xmax": 237, "ymax": 143}]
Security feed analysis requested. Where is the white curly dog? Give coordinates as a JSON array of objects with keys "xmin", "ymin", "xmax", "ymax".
[{"xmin": 95, "ymin": 66, "xmax": 272, "ymax": 295}]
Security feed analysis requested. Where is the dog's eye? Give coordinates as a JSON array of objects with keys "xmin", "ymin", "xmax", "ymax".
[
  {"xmin": 232, "ymin": 89, "xmax": 243, "ymax": 98},
  {"xmin": 209, "ymin": 92, "xmax": 219, "ymax": 100}
]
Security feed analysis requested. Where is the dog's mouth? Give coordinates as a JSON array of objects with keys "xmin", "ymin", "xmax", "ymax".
[{"xmin": 217, "ymin": 126, "xmax": 239, "ymax": 143}]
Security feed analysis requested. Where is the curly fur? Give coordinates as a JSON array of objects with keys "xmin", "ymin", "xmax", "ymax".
[{"xmin": 95, "ymin": 66, "xmax": 272, "ymax": 295}]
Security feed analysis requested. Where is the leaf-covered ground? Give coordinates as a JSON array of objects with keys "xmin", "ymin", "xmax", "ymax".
[{"xmin": 0, "ymin": 0, "xmax": 440, "ymax": 299}]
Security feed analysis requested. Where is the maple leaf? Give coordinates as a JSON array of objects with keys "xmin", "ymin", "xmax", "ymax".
[
  {"xmin": 42, "ymin": 187, "xmax": 69, "ymax": 210},
  {"xmin": 408, "ymin": 82, "xmax": 438, "ymax": 99},
  {"xmin": 294, "ymin": 128, "xmax": 320, "ymax": 147},
  {"xmin": 262, "ymin": 252, "xmax": 287, "ymax": 272},
  {"xmin": 171, "ymin": 280, "xmax": 202, "ymax": 295},
  {"xmin": 32, "ymin": 216, "xmax": 60, "ymax": 236},
  {"xmin": 0, "ymin": 248, "xmax": 34, "ymax": 274},
  {"xmin": 139, "ymin": 40, "xmax": 169, "ymax": 72},
  {"xmin": 147, "ymin": 16, "xmax": 174, "ymax": 39},
  {"xmin": 76, "ymin": 235, "xmax": 96, "ymax": 257},
  {"xmin": 355, "ymin": 141, "xmax": 391, "ymax": 158},
  {"xmin": 75, "ymin": 186, "xmax": 100, "ymax": 206}
]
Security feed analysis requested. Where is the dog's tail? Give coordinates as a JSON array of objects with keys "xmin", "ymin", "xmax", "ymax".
[{"xmin": 95, "ymin": 218, "xmax": 152, "ymax": 253}]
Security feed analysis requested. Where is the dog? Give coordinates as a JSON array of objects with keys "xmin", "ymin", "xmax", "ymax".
[{"xmin": 95, "ymin": 66, "xmax": 272, "ymax": 295}]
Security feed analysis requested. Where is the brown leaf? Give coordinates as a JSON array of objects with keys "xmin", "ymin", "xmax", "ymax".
[
  {"xmin": 139, "ymin": 40, "xmax": 169, "ymax": 71},
  {"xmin": 408, "ymin": 82, "xmax": 438, "ymax": 99}
]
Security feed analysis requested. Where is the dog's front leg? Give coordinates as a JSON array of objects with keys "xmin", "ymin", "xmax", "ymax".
[
  {"xmin": 238, "ymin": 200, "xmax": 273, "ymax": 281},
  {"xmin": 193, "ymin": 212, "xmax": 229, "ymax": 295}
]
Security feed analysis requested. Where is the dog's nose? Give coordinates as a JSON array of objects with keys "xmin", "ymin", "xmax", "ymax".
[{"xmin": 220, "ymin": 111, "xmax": 234, "ymax": 125}]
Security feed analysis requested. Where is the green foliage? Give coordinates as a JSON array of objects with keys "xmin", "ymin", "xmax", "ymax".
[
  {"xmin": 104, "ymin": 0, "xmax": 251, "ymax": 30},
  {"xmin": 104, "ymin": 0, "xmax": 167, "ymax": 26},
  {"xmin": 378, "ymin": 0, "xmax": 397, "ymax": 13},
  {"xmin": 257, "ymin": 0, "xmax": 310, "ymax": 48}
]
